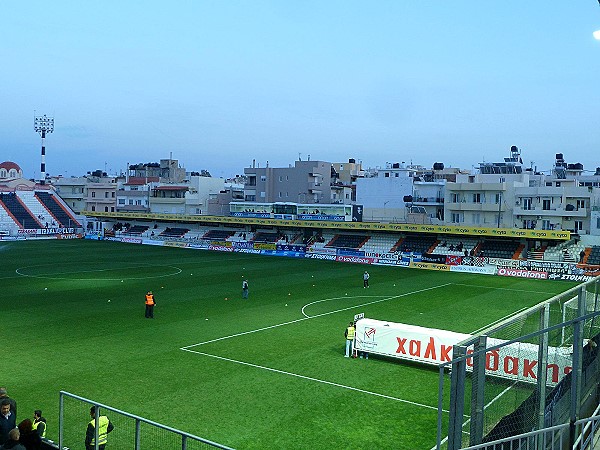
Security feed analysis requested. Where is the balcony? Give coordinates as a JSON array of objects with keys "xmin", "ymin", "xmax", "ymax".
[
  {"xmin": 513, "ymin": 206, "xmax": 587, "ymax": 217},
  {"xmin": 445, "ymin": 202, "xmax": 504, "ymax": 212},
  {"xmin": 412, "ymin": 196, "xmax": 444, "ymax": 205}
]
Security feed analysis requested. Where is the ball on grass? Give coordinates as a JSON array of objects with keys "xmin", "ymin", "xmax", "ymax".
[
  {"xmin": 285, "ymin": 304, "xmax": 288, "ymax": 306},
  {"xmin": 108, "ymin": 300, "xmax": 111, "ymax": 303},
  {"xmin": 44, "ymin": 287, "xmax": 47, "ymax": 291},
  {"xmin": 121, "ymin": 280, "xmax": 123, "ymax": 283},
  {"xmin": 224, "ymin": 297, "xmax": 228, "ymax": 301},
  {"xmin": 205, "ymin": 318, "xmax": 209, "ymax": 320}
]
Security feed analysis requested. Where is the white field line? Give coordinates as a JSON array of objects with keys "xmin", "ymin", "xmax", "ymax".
[
  {"xmin": 181, "ymin": 347, "xmax": 449, "ymax": 413},
  {"xmin": 15, "ymin": 265, "xmax": 183, "ymax": 281},
  {"xmin": 182, "ymin": 283, "xmax": 452, "ymax": 348},
  {"xmin": 430, "ymin": 381, "xmax": 518, "ymax": 450}
]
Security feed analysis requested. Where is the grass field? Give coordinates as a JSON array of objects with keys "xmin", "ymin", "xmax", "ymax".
[{"xmin": 2, "ymin": 239, "xmax": 579, "ymax": 449}]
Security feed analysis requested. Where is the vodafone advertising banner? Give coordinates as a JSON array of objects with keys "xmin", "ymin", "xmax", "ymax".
[{"xmin": 354, "ymin": 318, "xmax": 573, "ymax": 386}]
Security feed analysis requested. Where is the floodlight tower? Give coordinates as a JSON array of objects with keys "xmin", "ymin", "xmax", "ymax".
[{"xmin": 34, "ymin": 114, "xmax": 54, "ymax": 185}]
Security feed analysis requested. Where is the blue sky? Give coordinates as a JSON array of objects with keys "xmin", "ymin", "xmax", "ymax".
[{"xmin": 2, "ymin": 1, "xmax": 600, "ymax": 179}]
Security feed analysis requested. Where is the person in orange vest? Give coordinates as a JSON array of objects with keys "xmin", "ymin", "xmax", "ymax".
[{"xmin": 145, "ymin": 291, "xmax": 156, "ymax": 318}]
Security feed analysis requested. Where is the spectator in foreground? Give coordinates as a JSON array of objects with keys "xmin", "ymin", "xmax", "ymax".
[
  {"xmin": 17, "ymin": 419, "xmax": 40, "ymax": 450},
  {"xmin": 0, "ymin": 428, "xmax": 25, "ymax": 450},
  {"xmin": 0, "ymin": 389, "xmax": 16, "ymax": 418},
  {"xmin": 0, "ymin": 400, "xmax": 16, "ymax": 446}
]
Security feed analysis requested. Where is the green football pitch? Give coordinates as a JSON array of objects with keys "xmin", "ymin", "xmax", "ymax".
[{"xmin": 2, "ymin": 239, "xmax": 578, "ymax": 449}]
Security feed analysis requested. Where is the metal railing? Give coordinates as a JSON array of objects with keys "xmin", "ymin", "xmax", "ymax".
[
  {"xmin": 59, "ymin": 391, "xmax": 234, "ymax": 450},
  {"xmin": 460, "ymin": 411, "xmax": 600, "ymax": 450}
]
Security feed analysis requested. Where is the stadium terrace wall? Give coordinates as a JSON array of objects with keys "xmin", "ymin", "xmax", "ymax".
[
  {"xmin": 82, "ymin": 210, "xmax": 571, "ymax": 240},
  {"xmin": 87, "ymin": 232, "xmax": 598, "ymax": 282}
]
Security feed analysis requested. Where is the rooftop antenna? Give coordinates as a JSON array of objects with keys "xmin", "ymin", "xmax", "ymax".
[{"xmin": 34, "ymin": 112, "xmax": 54, "ymax": 185}]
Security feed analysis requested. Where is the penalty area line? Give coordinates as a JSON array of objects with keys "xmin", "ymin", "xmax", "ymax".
[
  {"xmin": 182, "ymin": 282, "xmax": 452, "ymax": 349},
  {"xmin": 181, "ymin": 347, "xmax": 448, "ymax": 413}
]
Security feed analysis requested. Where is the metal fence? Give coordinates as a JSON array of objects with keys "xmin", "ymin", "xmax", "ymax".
[
  {"xmin": 459, "ymin": 404, "xmax": 600, "ymax": 450},
  {"xmin": 58, "ymin": 391, "xmax": 234, "ymax": 450},
  {"xmin": 434, "ymin": 277, "xmax": 600, "ymax": 450}
]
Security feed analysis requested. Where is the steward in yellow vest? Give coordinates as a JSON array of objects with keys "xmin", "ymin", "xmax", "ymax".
[
  {"xmin": 344, "ymin": 322, "xmax": 356, "ymax": 357},
  {"xmin": 33, "ymin": 409, "xmax": 46, "ymax": 438},
  {"xmin": 85, "ymin": 406, "xmax": 114, "ymax": 450}
]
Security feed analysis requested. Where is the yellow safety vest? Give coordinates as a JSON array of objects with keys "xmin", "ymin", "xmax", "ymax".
[
  {"xmin": 346, "ymin": 326, "xmax": 355, "ymax": 340},
  {"xmin": 33, "ymin": 418, "xmax": 46, "ymax": 438},
  {"xmin": 89, "ymin": 416, "xmax": 110, "ymax": 446}
]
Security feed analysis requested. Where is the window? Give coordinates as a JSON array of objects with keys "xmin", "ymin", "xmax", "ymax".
[
  {"xmin": 495, "ymin": 193, "xmax": 501, "ymax": 204},
  {"xmin": 91, "ymin": 192, "xmax": 96, "ymax": 198},
  {"xmin": 472, "ymin": 213, "xmax": 480, "ymax": 224},
  {"xmin": 279, "ymin": 176, "xmax": 282, "ymax": 182},
  {"xmin": 576, "ymin": 199, "xmax": 586, "ymax": 209},
  {"xmin": 260, "ymin": 192, "xmax": 265, "ymax": 198},
  {"xmin": 472, "ymin": 193, "xmax": 481, "ymax": 203},
  {"xmin": 105, "ymin": 192, "xmax": 109, "ymax": 198},
  {"xmin": 556, "ymin": 182, "xmax": 561, "ymax": 187},
  {"xmin": 597, "ymin": 217, "xmax": 600, "ymax": 229},
  {"xmin": 542, "ymin": 199, "xmax": 551, "ymax": 210},
  {"xmin": 451, "ymin": 213, "xmax": 462, "ymax": 223},
  {"xmin": 451, "ymin": 193, "xmax": 459, "ymax": 203},
  {"xmin": 542, "ymin": 220, "xmax": 551, "ymax": 230},
  {"xmin": 118, "ymin": 199, "xmax": 125, "ymax": 205},
  {"xmin": 129, "ymin": 200, "xmax": 134, "ymax": 205},
  {"xmin": 384, "ymin": 172, "xmax": 390, "ymax": 178},
  {"xmin": 112, "ymin": 192, "xmax": 115, "ymax": 198},
  {"xmin": 91, "ymin": 206, "xmax": 95, "ymax": 211},
  {"xmin": 395, "ymin": 173, "xmax": 399, "ymax": 177},
  {"xmin": 260, "ymin": 176, "xmax": 267, "ymax": 182},
  {"xmin": 104, "ymin": 206, "xmax": 109, "ymax": 212},
  {"xmin": 575, "ymin": 221, "xmax": 583, "ymax": 232},
  {"xmin": 546, "ymin": 182, "xmax": 552, "ymax": 187},
  {"xmin": 278, "ymin": 192, "xmax": 282, "ymax": 198}
]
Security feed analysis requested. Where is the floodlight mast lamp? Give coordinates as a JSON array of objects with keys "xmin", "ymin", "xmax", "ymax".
[{"xmin": 33, "ymin": 114, "xmax": 54, "ymax": 185}]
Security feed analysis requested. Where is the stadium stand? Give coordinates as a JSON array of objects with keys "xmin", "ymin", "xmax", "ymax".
[
  {"xmin": 542, "ymin": 239, "xmax": 585, "ymax": 263},
  {"xmin": 202, "ymin": 229, "xmax": 235, "ymax": 240},
  {"xmin": 396, "ymin": 234, "xmax": 437, "ymax": 254},
  {"xmin": 159, "ymin": 227, "xmax": 190, "ymax": 238},
  {"xmin": 123, "ymin": 225, "xmax": 149, "ymax": 235},
  {"xmin": 434, "ymin": 237, "xmax": 479, "ymax": 256},
  {"xmin": 0, "ymin": 192, "xmax": 44, "ymax": 229},
  {"xmin": 478, "ymin": 239, "xmax": 523, "ymax": 259},
  {"xmin": 359, "ymin": 233, "xmax": 397, "ymax": 254},
  {"xmin": 325, "ymin": 234, "xmax": 369, "ymax": 250},
  {"xmin": 34, "ymin": 191, "xmax": 81, "ymax": 228},
  {"xmin": 252, "ymin": 232, "xmax": 280, "ymax": 243},
  {"xmin": 587, "ymin": 246, "xmax": 600, "ymax": 265}
]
